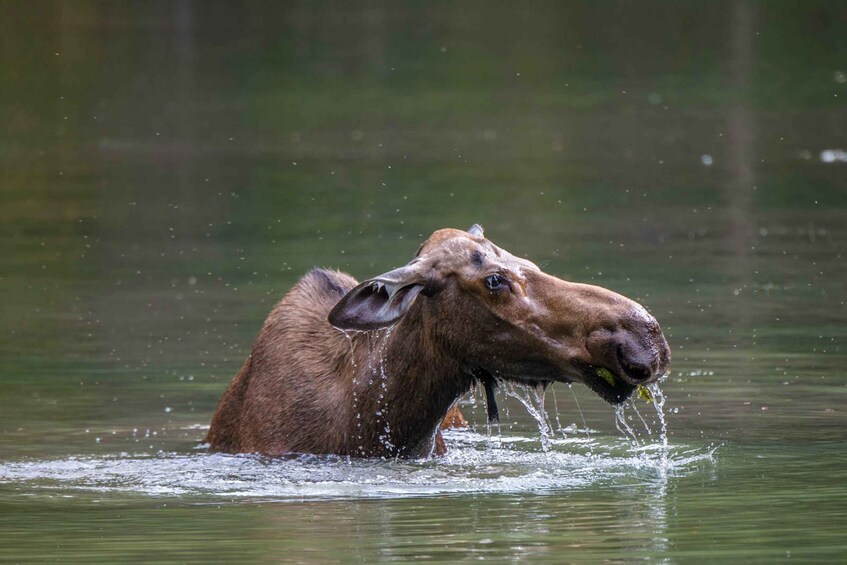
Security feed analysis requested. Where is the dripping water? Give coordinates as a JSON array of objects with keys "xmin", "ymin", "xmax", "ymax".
[
  {"xmin": 647, "ymin": 382, "xmax": 669, "ymax": 448},
  {"xmin": 339, "ymin": 325, "xmax": 398, "ymax": 455},
  {"xmin": 630, "ymin": 402, "xmax": 653, "ymax": 435},
  {"xmin": 568, "ymin": 383, "xmax": 592, "ymax": 448},
  {"xmin": 502, "ymin": 382, "xmax": 553, "ymax": 452},
  {"xmin": 475, "ymin": 382, "xmax": 503, "ymax": 449},
  {"xmin": 613, "ymin": 381, "xmax": 670, "ymax": 449},
  {"xmin": 375, "ymin": 325, "xmax": 396, "ymax": 453},
  {"xmin": 340, "ymin": 329, "xmax": 357, "ymax": 369},
  {"xmin": 548, "ymin": 386, "xmax": 567, "ymax": 436},
  {"xmin": 614, "ymin": 403, "xmax": 642, "ymax": 445}
]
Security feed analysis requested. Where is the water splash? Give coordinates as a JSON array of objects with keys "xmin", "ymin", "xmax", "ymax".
[{"xmin": 0, "ymin": 429, "xmax": 715, "ymax": 500}]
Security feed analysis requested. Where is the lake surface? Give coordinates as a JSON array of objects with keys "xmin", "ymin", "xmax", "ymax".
[{"xmin": 1, "ymin": 2, "xmax": 846, "ymax": 562}]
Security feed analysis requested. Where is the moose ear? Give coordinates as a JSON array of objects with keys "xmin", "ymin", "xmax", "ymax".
[
  {"xmin": 328, "ymin": 265, "xmax": 425, "ymax": 331},
  {"xmin": 467, "ymin": 224, "xmax": 484, "ymax": 238}
]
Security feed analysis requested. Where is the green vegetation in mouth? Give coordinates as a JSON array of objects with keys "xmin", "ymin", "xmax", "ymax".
[
  {"xmin": 637, "ymin": 385, "xmax": 654, "ymax": 403},
  {"xmin": 595, "ymin": 368, "xmax": 654, "ymax": 403},
  {"xmin": 595, "ymin": 367, "xmax": 616, "ymax": 386}
]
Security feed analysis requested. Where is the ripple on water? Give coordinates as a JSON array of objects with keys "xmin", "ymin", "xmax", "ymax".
[{"xmin": 0, "ymin": 430, "xmax": 715, "ymax": 500}]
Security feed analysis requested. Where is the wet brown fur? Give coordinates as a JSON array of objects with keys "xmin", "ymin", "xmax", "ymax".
[{"xmin": 206, "ymin": 268, "xmax": 466, "ymax": 457}]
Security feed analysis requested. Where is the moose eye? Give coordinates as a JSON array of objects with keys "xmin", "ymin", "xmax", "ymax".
[{"xmin": 484, "ymin": 274, "xmax": 507, "ymax": 291}]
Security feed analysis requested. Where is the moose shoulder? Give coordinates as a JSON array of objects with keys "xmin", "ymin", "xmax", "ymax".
[{"xmin": 206, "ymin": 225, "xmax": 670, "ymax": 458}]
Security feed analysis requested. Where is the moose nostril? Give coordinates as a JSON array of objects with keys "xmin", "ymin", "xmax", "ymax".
[{"xmin": 616, "ymin": 344, "xmax": 653, "ymax": 383}]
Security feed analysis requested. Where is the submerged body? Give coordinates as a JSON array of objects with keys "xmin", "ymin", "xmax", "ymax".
[{"xmin": 206, "ymin": 226, "xmax": 670, "ymax": 458}]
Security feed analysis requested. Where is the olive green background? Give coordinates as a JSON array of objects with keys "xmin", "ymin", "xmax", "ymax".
[{"xmin": 2, "ymin": 2, "xmax": 845, "ymax": 562}]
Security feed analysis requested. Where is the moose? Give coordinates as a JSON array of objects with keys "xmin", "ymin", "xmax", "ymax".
[{"xmin": 206, "ymin": 225, "xmax": 670, "ymax": 458}]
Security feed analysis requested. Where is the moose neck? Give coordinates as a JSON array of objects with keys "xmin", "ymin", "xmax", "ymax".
[{"xmin": 345, "ymin": 309, "xmax": 472, "ymax": 458}]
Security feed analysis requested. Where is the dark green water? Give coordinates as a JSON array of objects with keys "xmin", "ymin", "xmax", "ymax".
[{"xmin": 2, "ymin": 2, "xmax": 846, "ymax": 562}]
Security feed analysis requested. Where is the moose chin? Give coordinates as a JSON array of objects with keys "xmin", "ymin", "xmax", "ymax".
[{"xmin": 206, "ymin": 225, "xmax": 670, "ymax": 458}]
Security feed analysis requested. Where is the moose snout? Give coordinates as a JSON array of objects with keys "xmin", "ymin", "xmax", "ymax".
[{"xmin": 586, "ymin": 313, "xmax": 670, "ymax": 385}]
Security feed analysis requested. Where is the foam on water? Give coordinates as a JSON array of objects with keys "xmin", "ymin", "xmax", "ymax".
[{"xmin": 0, "ymin": 429, "xmax": 714, "ymax": 500}]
